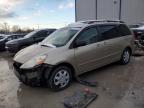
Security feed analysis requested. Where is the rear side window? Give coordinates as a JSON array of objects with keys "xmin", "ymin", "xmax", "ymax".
[
  {"xmin": 11, "ymin": 35, "xmax": 16, "ymax": 39},
  {"xmin": 13, "ymin": 35, "xmax": 18, "ymax": 39},
  {"xmin": 98, "ymin": 25, "xmax": 121, "ymax": 41},
  {"xmin": 76, "ymin": 27, "xmax": 99, "ymax": 45},
  {"xmin": 117, "ymin": 24, "xmax": 132, "ymax": 36},
  {"xmin": 15, "ymin": 35, "xmax": 22, "ymax": 39}
]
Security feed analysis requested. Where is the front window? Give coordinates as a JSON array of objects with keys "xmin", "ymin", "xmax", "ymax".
[
  {"xmin": 41, "ymin": 27, "xmax": 80, "ymax": 47},
  {"xmin": 76, "ymin": 27, "xmax": 99, "ymax": 46},
  {"xmin": 24, "ymin": 30, "xmax": 38, "ymax": 38}
]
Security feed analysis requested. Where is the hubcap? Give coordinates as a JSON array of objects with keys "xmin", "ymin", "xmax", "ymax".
[
  {"xmin": 123, "ymin": 50, "xmax": 130, "ymax": 63},
  {"xmin": 54, "ymin": 70, "xmax": 70, "ymax": 88}
]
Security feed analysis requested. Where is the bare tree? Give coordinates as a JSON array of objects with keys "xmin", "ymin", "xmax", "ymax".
[
  {"xmin": 0, "ymin": 22, "xmax": 34, "ymax": 34},
  {"xmin": 12, "ymin": 25, "xmax": 20, "ymax": 33},
  {"xmin": 22, "ymin": 27, "xmax": 33, "ymax": 33},
  {"xmin": 0, "ymin": 22, "xmax": 10, "ymax": 34}
]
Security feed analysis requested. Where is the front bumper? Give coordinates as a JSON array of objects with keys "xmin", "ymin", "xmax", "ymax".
[
  {"xmin": 5, "ymin": 44, "xmax": 19, "ymax": 53},
  {"xmin": 0, "ymin": 42, "xmax": 6, "ymax": 51},
  {"xmin": 13, "ymin": 62, "xmax": 53, "ymax": 86}
]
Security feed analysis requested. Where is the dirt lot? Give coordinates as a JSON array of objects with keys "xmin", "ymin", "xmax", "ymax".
[{"xmin": 0, "ymin": 52, "xmax": 144, "ymax": 108}]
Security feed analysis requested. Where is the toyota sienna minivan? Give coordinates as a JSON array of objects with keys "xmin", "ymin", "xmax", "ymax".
[{"xmin": 13, "ymin": 20, "xmax": 134, "ymax": 91}]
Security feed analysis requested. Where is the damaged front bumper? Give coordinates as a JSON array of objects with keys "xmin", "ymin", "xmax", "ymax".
[{"xmin": 13, "ymin": 62, "xmax": 53, "ymax": 86}]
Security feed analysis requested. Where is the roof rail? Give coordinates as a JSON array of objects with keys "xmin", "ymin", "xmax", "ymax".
[{"xmin": 80, "ymin": 20, "xmax": 125, "ymax": 24}]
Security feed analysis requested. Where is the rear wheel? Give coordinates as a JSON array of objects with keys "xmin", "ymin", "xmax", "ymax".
[
  {"xmin": 120, "ymin": 49, "xmax": 131, "ymax": 65},
  {"xmin": 46, "ymin": 66, "xmax": 72, "ymax": 91}
]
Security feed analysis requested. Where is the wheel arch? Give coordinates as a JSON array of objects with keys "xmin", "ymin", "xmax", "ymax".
[
  {"xmin": 50, "ymin": 62, "xmax": 76, "ymax": 79},
  {"xmin": 125, "ymin": 46, "xmax": 132, "ymax": 55}
]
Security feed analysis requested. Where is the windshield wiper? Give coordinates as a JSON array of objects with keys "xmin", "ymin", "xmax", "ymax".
[
  {"xmin": 40, "ymin": 43, "xmax": 56, "ymax": 48},
  {"xmin": 41, "ymin": 44, "xmax": 49, "ymax": 47}
]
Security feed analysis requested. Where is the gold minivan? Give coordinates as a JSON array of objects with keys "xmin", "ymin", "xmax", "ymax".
[{"xmin": 13, "ymin": 20, "xmax": 134, "ymax": 91}]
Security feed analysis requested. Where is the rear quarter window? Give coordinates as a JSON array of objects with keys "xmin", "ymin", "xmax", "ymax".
[
  {"xmin": 98, "ymin": 25, "xmax": 121, "ymax": 41},
  {"xmin": 117, "ymin": 24, "xmax": 132, "ymax": 36}
]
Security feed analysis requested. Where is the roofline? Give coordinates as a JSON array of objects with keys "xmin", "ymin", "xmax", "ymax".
[
  {"xmin": 68, "ymin": 19, "xmax": 125, "ymax": 28},
  {"xmin": 34, "ymin": 28, "xmax": 57, "ymax": 31},
  {"xmin": 78, "ymin": 19, "xmax": 125, "ymax": 24}
]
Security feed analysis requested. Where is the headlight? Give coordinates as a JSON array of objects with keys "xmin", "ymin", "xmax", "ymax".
[
  {"xmin": 7, "ymin": 42, "xmax": 18, "ymax": 46},
  {"xmin": 35, "ymin": 55, "xmax": 47, "ymax": 65},
  {"xmin": 20, "ymin": 55, "xmax": 47, "ymax": 69}
]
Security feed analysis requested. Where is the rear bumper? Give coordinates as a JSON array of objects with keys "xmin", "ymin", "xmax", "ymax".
[{"xmin": 13, "ymin": 62, "xmax": 53, "ymax": 86}]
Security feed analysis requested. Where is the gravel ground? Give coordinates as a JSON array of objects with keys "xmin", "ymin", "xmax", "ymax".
[{"xmin": 0, "ymin": 52, "xmax": 144, "ymax": 108}]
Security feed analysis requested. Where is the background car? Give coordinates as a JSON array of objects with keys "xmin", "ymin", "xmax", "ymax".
[
  {"xmin": 129, "ymin": 22, "xmax": 144, "ymax": 29},
  {"xmin": 132, "ymin": 29, "xmax": 144, "ymax": 40},
  {"xmin": 6, "ymin": 29, "xmax": 56, "ymax": 53},
  {"xmin": 0, "ymin": 34, "xmax": 25, "ymax": 51},
  {"xmin": 0, "ymin": 35, "xmax": 5, "ymax": 40},
  {"xmin": 131, "ymin": 24, "xmax": 144, "ymax": 40}
]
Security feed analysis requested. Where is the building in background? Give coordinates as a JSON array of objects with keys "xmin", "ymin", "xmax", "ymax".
[{"xmin": 75, "ymin": 0, "xmax": 144, "ymax": 24}]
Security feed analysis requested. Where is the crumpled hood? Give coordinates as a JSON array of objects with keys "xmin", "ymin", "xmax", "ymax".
[{"xmin": 14, "ymin": 44, "xmax": 54, "ymax": 63}]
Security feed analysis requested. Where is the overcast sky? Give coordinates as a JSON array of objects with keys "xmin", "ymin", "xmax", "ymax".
[{"xmin": 0, "ymin": 0, "xmax": 75, "ymax": 29}]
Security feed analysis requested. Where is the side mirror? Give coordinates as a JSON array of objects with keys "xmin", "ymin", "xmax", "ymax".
[{"xmin": 73, "ymin": 40, "xmax": 86, "ymax": 48}]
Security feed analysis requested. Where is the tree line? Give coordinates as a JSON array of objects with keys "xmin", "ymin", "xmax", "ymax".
[{"xmin": 0, "ymin": 22, "xmax": 34, "ymax": 34}]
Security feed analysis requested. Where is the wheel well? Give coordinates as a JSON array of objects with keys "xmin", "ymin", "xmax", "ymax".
[
  {"xmin": 52, "ymin": 63, "xmax": 76, "ymax": 78},
  {"xmin": 126, "ymin": 47, "xmax": 132, "ymax": 55}
]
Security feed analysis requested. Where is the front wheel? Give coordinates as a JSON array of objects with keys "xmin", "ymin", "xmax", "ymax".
[
  {"xmin": 120, "ymin": 49, "xmax": 131, "ymax": 65},
  {"xmin": 46, "ymin": 66, "xmax": 72, "ymax": 91}
]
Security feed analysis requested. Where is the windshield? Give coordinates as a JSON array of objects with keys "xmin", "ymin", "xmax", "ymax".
[
  {"xmin": 41, "ymin": 27, "xmax": 79, "ymax": 47},
  {"xmin": 24, "ymin": 30, "xmax": 39, "ymax": 38}
]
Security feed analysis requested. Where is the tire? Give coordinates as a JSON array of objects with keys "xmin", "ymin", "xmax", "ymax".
[
  {"xmin": 46, "ymin": 66, "xmax": 72, "ymax": 91},
  {"xmin": 120, "ymin": 48, "xmax": 131, "ymax": 65}
]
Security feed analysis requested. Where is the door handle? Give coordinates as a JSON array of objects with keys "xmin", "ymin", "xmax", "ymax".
[
  {"xmin": 104, "ymin": 42, "xmax": 107, "ymax": 45},
  {"xmin": 97, "ymin": 42, "xmax": 107, "ymax": 47}
]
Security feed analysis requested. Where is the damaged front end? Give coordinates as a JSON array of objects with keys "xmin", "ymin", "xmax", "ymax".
[{"xmin": 13, "ymin": 62, "xmax": 52, "ymax": 86}]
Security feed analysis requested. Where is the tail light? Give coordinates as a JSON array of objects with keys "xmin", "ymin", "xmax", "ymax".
[
  {"xmin": 133, "ymin": 32, "xmax": 139, "ymax": 40},
  {"xmin": 133, "ymin": 31, "xmax": 142, "ymax": 40}
]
